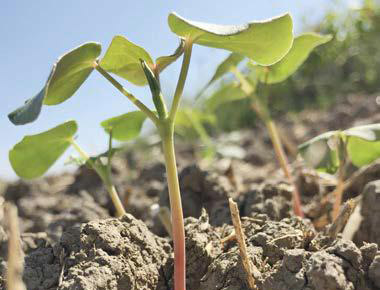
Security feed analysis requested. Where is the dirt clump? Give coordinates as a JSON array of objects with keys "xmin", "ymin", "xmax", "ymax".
[
  {"xmin": 157, "ymin": 165, "xmax": 235, "ymax": 235},
  {"xmin": 353, "ymin": 180, "xmax": 380, "ymax": 247},
  {"xmin": 57, "ymin": 214, "xmax": 171, "ymax": 290},
  {"xmin": 242, "ymin": 182, "xmax": 293, "ymax": 220}
]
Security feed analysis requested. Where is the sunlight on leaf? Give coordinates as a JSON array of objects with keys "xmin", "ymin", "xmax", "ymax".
[
  {"xmin": 100, "ymin": 35, "xmax": 154, "ymax": 86},
  {"xmin": 44, "ymin": 43, "xmax": 102, "ymax": 105},
  {"xmin": 168, "ymin": 12, "xmax": 293, "ymax": 66},
  {"xmin": 298, "ymin": 130, "xmax": 339, "ymax": 173},
  {"xmin": 345, "ymin": 123, "xmax": 380, "ymax": 166},
  {"xmin": 299, "ymin": 124, "xmax": 380, "ymax": 171},
  {"xmin": 101, "ymin": 111, "xmax": 148, "ymax": 141},
  {"xmin": 257, "ymin": 33, "xmax": 332, "ymax": 84},
  {"xmin": 9, "ymin": 121, "xmax": 78, "ymax": 179}
]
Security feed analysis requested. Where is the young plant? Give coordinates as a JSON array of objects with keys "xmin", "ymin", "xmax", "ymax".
[
  {"xmin": 8, "ymin": 120, "xmax": 126, "ymax": 217},
  {"xmin": 299, "ymin": 123, "xmax": 380, "ymax": 220},
  {"xmin": 199, "ymin": 33, "xmax": 332, "ymax": 217},
  {"xmin": 8, "ymin": 12, "xmax": 294, "ymax": 290},
  {"xmin": 175, "ymin": 107, "xmax": 217, "ymax": 158}
]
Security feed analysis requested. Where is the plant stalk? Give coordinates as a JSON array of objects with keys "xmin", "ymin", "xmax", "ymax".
[
  {"xmin": 94, "ymin": 62, "xmax": 159, "ymax": 125},
  {"xmin": 160, "ymin": 122, "xmax": 186, "ymax": 290},
  {"xmin": 70, "ymin": 139, "xmax": 126, "ymax": 217},
  {"xmin": 169, "ymin": 39, "xmax": 193, "ymax": 121},
  {"xmin": 265, "ymin": 119, "xmax": 304, "ymax": 217},
  {"xmin": 331, "ymin": 136, "xmax": 348, "ymax": 221},
  {"xmin": 105, "ymin": 184, "xmax": 126, "ymax": 217},
  {"xmin": 232, "ymin": 70, "xmax": 304, "ymax": 217}
]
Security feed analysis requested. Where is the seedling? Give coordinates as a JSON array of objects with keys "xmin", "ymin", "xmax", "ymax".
[
  {"xmin": 8, "ymin": 12, "xmax": 294, "ymax": 290},
  {"xmin": 299, "ymin": 123, "xmax": 380, "ymax": 220},
  {"xmin": 175, "ymin": 107, "xmax": 216, "ymax": 158},
  {"xmin": 8, "ymin": 120, "xmax": 126, "ymax": 217},
  {"xmin": 199, "ymin": 33, "xmax": 332, "ymax": 217}
]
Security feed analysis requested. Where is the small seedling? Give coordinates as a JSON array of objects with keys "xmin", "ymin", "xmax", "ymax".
[
  {"xmin": 199, "ymin": 33, "xmax": 332, "ymax": 217},
  {"xmin": 299, "ymin": 123, "xmax": 380, "ymax": 220},
  {"xmin": 8, "ymin": 120, "xmax": 127, "ymax": 217},
  {"xmin": 8, "ymin": 13, "xmax": 294, "ymax": 290}
]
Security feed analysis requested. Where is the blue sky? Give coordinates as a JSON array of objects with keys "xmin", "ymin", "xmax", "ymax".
[{"xmin": 1, "ymin": 0, "xmax": 338, "ymax": 180}]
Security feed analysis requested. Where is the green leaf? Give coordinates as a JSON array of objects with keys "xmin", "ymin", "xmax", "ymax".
[
  {"xmin": 345, "ymin": 124, "xmax": 380, "ymax": 167},
  {"xmin": 298, "ymin": 130, "xmax": 340, "ymax": 174},
  {"xmin": 196, "ymin": 53, "xmax": 245, "ymax": 100},
  {"xmin": 8, "ymin": 88, "xmax": 45, "ymax": 125},
  {"xmin": 257, "ymin": 33, "xmax": 332, "ymax": 84},
  {"xmin": 101, "ymin": 111, "xmax": 148, "ymax": 141},
  {"xmin": 168, "ymin": 12, "xmax": 293, "ymax": 66},
  {"xmin": 344, "ymin": 123, "xmax": 380, "ymax": 141},
  {"xmin": 8, "ymin": 43, "xmax": 101, "ymax": 125},
  {"xmin": 44, "ymin": 42, "xmax": 102, "ymax": 105},
  {"xmin": 100, "ymin": 35, "xmax": 154, "ymax": 86},
  {"xmin": 156, "ymin": 39, "xmax": 185, "ymax": 72},
  {"xmin": 208, "ymin": 53, "xmax": 245, "ymax": 85},
  {"xmin": 9, "ymin": 120, "xmax": 78, "ymax": 179},
  {"xmin": 205, "ymin": 82, "xmax": 246, "ymax": 111},
  {"xmin": 175, "ymin": 108, "xmax": 215, "ymax": 145}
]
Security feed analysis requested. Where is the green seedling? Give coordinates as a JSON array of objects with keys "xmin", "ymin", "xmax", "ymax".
[
  {"xmin": 8, "ymin": 12, "xmax": 294, "ymax": 290},
  {"xmin": 299, "ymin": 123, "xmax": 380, "ymax": 220},
  {"xmin": 175, "ymin": 107, "xmax": 217, "ymax": 158},
  {"xmin": 9, "ymin": 120, "xmax": 126, "ymax": 217},
  {"xmin": 199, "ymin": 33, "xmax": 332, "ymax": 217}
]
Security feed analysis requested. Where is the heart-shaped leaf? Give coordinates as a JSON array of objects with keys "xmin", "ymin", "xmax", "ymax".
[
  {"xmin": 345, "ymin": 124, "xmax": 380, "ymax": 167},
  {"xmin": 205, "ymin": 82, "xmax": 246, "ymax": 111},
  {"xmin": 257, "ymin": 33, "xmax": 332, "ymax": 84},
  {"xmin": 168, "ymin": 12, "xmax": 293, "ymax": 66},
  {"xmin": 9, "ymin": 120, "xmax": 78, "ymax": 179},
  {"xmin": 100, "ymin": 36, "xmax": 154, "ymax": 86},
  {"xmin": 156, "ymin": 39, "xmax": 185, "ymax": 72},
  {"xmin": 8, "ymin": 43, "xmax": 101, "ymax": 125},
  {"xmin": 101, "ymin": 111, "xmax": 148, "ymax": 141},
  {"xmin": 298, "ymin": 130, "xmax": 340, "ymax": 173}
]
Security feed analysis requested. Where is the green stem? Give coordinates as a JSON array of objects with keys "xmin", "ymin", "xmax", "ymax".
[
  {"xmin": 70, "ymin": 139, "xmax": 126, "ymax": 217},
  {"xmin": 105, "ymin": 184, "xmax": 126, "ymax": 218},
  {"xmin": 159, "ymin": 122, "xmax": 186, "ymax": 290},
  {"xmin": 232, "ymin": 69, "xmax": 304, "ymax": 217},
  {"xmin": 231, "ymin": 67, "xmax": 255, "ymax": 95},
  {"xmin": 94, "ymin": 63, "xmax": 159, "ymax": 125},
  {"xmin": 107, "ymin": 130, "xmax": 113, "ymax": 177},
  {"xmin": 183, "ymin": 110, "xmax": 210, "ymax": 145},
  {"xmin": 169, "ymin": 39, "xmax": 193, "ymax": 121}
]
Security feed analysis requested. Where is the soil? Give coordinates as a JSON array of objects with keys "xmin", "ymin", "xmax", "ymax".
[{"xmin": 1, "ymin": 94, "xmax": 380, "ymax": 289}]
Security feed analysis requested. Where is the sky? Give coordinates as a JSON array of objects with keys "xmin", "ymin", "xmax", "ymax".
[{"xmin": 0, "ymin": 0, "xmax": 338, "ymax": 180}]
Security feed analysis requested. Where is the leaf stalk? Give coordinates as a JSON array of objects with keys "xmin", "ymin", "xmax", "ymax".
[
  {"xmin": 70, "ymin": 139, "xmax": 126, "ymax": 217},
  {"xmin": 169, "ymin": 39, "xmax": 193, "ymax": 121},
  {"xmin": 94, "ymin": 62, "xmax": 159, "ymax": 125}
]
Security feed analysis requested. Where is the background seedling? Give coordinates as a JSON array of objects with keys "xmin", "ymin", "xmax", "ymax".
[
  {"xmin": 197, "ymin": 33, "xmax": 332, "ymax": 217},
  {"xmin": 8, "ymin": 12, "xmax": 294, "ymax": 290},
  {"xmin": 299, "ymin": 123, "xmax": 380, "ymax": 220}
]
